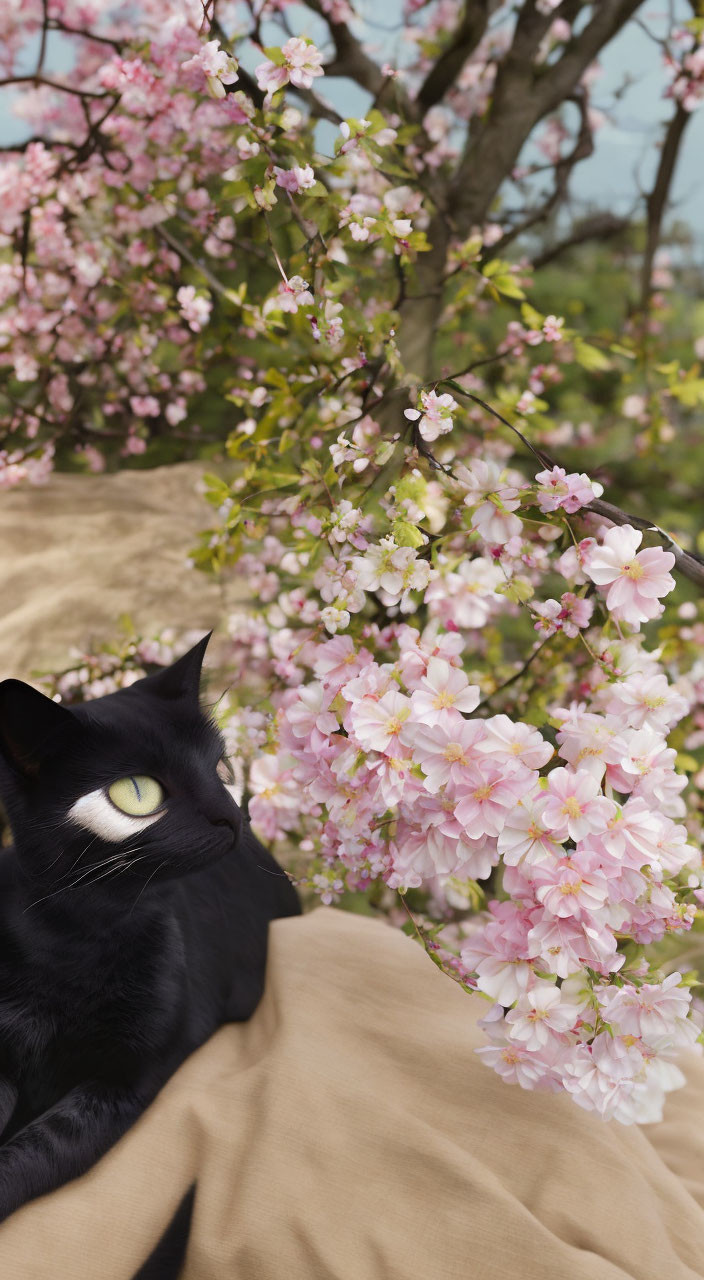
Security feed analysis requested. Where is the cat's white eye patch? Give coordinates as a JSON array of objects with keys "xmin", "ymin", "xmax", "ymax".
[{"xmin": 68, "ymin": 789, "xmax": 164, "ymax": 843}]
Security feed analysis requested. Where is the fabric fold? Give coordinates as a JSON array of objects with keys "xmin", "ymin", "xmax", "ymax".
[{"xmin": 1, "ymin": 907, "xmax": 703, "ymax": 1280}]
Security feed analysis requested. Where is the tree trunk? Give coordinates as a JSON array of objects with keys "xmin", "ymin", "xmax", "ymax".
[{"xmin": 396, "ymin": 211, "xmax": 451, "ymax": 382}]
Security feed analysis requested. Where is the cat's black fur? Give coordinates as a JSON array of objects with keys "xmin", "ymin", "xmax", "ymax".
[{"xmin": 0, "ymin": 634, "xmax": 299, "ymax": 1224}]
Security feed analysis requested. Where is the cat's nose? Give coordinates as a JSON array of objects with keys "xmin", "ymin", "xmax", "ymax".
[
  {"xmin": 212, "ymin": 809, "xmax": 241, "ymax": 837},
  {"xmin": 214, "ymin": 816, "xmax": 238, "ymax": 833}
]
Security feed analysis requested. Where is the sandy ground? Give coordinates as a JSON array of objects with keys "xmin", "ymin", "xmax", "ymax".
[{"xmin": 0, "ymin": 464, "xmax": 242, "ymax": 680}]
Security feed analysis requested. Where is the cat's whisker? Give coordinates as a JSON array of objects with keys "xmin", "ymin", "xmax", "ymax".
[
  {"xmin": 118, "ymin": 843, "xmax": 151, "ymax": 858},
  {"xmin": 128, "ymin": 858, "xmax": 168, "ymax": 915},
  {"xmin": 22, "ymin": 851, "xmax": 131, "ymax": 911},
  {"xmin": 101, "ymin": 853, "xmax": 152, "ymax": 884},
  {"xmin": 254, "ymin": 862, "xmax": 287, "ymax": 878},
  {"xmin": 58, "ymin": 833, "xmax": 104, "ymax": 882},
  {"xmin": 26, "ymin": 831, "xmax": 102, "ymax": 883},
  {"xmin": 62, "ymin": 850, "xmax": 155, "ymax": 895},
  {"xmin": 78, "ymin": 860, "xmax": 131, "ymax": 891}
]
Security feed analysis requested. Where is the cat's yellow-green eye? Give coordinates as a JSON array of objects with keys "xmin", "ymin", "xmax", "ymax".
[{"xmin": 108, "ymin": 776, "xmax": 165, "ymax": 817}]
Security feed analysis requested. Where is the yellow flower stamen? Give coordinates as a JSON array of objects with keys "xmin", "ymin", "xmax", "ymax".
[{"xmin": 432, "ymin": 689, "xmax": 454, "ymax": 709}]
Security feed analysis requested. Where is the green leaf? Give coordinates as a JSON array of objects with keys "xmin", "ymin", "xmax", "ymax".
[
  {"xmin": 669, "ymin": 378, "xmax": 704, "ymax": 408},
  {"xmin": 521, "ymin": 302, "xmax": 543, "ymax": 330},
  {"xmin": 491, "ymin": 274, "xmax": 526, "ymax": 300},
  {"xmin": 497, "ymin": 578, "xmax": 534, "ymax": 603},
  {"xmin": 222, "ymin": 178, "xmax": 251, "ymax": 199},
  {"xmin": 256, "ymin": 470, "xmax": 301, "ymax": 488},
  {"xmin": 262, "ymin": 45, "xmax": 286, "ymax": 65},
  {"xmin": 573, "ymin": 339, "xmax": 612, "ymax": 371},
  {"xmin": 392, "ymin": 519, "xmax": 426, "ymax": 548},
  {"xmin": 395, "ymin": 473, "xmax": 428, "ymax": 504}
]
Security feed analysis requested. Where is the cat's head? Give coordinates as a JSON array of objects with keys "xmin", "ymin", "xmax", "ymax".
[{"xmin": 0, "ymin": 634, "xmax": 243, "ymax": 897}]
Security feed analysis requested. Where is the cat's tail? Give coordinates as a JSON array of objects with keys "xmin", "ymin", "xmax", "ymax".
[{"xmin": 131, "ymin": 1183, "xmax": 195, "ymax": 1280}]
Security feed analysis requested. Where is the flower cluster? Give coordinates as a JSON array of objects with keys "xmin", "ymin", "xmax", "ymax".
[
  {"xmin": 190, "ymin": 449, "xmax": 702, "ymax": 1125},
  {"xmin": 241, "ymin": 574, "xmax": 700, "ymax": 1123}
]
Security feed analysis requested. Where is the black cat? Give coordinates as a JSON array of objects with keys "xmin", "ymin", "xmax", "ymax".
[{"xmin": 0, "ymin": 633, "xmax": 300, "ymax": 1227}]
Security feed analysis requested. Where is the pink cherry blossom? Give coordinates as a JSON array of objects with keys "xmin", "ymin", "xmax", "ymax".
[
  {"xmin": 313, "ymin": 636, "xmax": 373, "ymax": 689},
  {"xmin": 496, "ymin": 793, "xmax": 562, "ymax": 865},
  {"xmin": 182, "ymin": 39, "xmax": 238, "ymax": 98},
  {"xmin": 425, "ymin": 557, "xmax": 504, "ymax": 629},
  {"xmin": 263, "ymin": 276, "xmax": 314, "ymax": 315},
  {"xmin": 350, "ymin": 537, "xmax": 433, "ymax": 606},
  {"xmin": 256, "ymin": 38, "xmax": 325, "ymax": 94},
  {"xmin": 583, "ymin": 526, "xmax": 676, "ymax": 627},
  {"xmin": 404, "ymin": 389, "xmax": 458, "ymax": 442},
  {"xmin": 283, "ymin": 682, "xmax": 340, "ymax": 746},
  {"xmin": 453, "ymin": 760, "xmax": 527, "ymax": 839},
  {"xmin": 401, "ymin": 717, "xmax": 487, "ymax": 792},
  {"xmin": 542, "ymin": 314, "xmax": 564, "ymax": 341},
  {"xmin": 534, "ymin": 861, "xmax": 609, "ymax": 920},
  {"xmin": 3, "ymin": 1, "xmax": 702, "ymax": 1129},
  {"xmin": 274, "ymin": 164, "xmax": 317, "ymax": 193},
  {"xmin": 475, "ymin": 1040, "xmax": 547, "ymax": 1090},
  {"xmin": 409, "ymin": 657, "xmax": 480, "ymax": 726},
  {"xmin": 477, "ymin": 716, "xmax": 554, "ymax": 769},
  {"xmin": 603, "ymin": 673, "xmax": 689, "ymax": 732},
  {"xmin": 598, "ymin": 973, "xmax": 699, "ymax": 1046},
  {"xmin": 461, "ymin": 902, "xmax": 534, "ymax": 1004},
  {"xmin": 505, "ymin": 982, "xmax": 582, "ymax": 1050},
  {"xmin": 534, "ymin": 465, "xmax": 603, "ymax": 514},
  {"xmin": 347, "ymin": 690, "xmax": 412, "ymax": 754},
  {"xmin": 176, "ymin": 285, "xmax": 212, "ymax": 332},
  {"xmin": 554, "ymin": 707, "xmax": 623, "ymax": 780},
  {"xmin": 541, "ymin": 767, "xmax": 615, "ymax": 842}
]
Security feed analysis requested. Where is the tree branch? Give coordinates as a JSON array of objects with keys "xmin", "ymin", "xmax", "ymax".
[
  {"xmin": 639, "ymin": 101, "xmax": 691, "ymax": 308},
  {"xmin": 0, "ymin": 75, "xmax": 112, "ymax": 100},
  {"xmin": 490, "ymin": 86, "xmax": 594, "ymax": 255},
  {"xmin": 36, "ymin": 0, "xmax": 49, "ymax": 79},
  {"xmin": 154, "ymin": 223, "xmax": 236, "ymax": 298},
  {"xmin": 531, "ymin": 211, "xmax": 631, "ymax": 268},
  {"xmin": 450, "ymin": 0, "xmax": 645, "ymax": 233},
  {"xmin": 45, "ymin": 18, "xmax": 122, "ymax": 48},
  {"xmin": 416, "ymin": 1, "xmax": 491, "ymax": 112},
  {"xmin": 587, "ymin": 497, "xmax": 704, "ymax": 591},
  {"xmin": 441, "ymin": 383, "xmax": 704, "ymax": 592}
]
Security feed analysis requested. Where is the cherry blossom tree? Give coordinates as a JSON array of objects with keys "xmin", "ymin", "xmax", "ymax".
[{"xmin": 4, "ymin": 0, "xmax": 704, "ymax": 1124}]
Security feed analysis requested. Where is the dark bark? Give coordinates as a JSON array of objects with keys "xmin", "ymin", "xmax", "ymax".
[
  {"xmin": 416, "ymin": 1, "xmax": 491, "ymax": 112},
  {"xmin": 639, "ymin": 102, "xmax": 691, "ymax": 308},
  {"xmin": 396, "ymin": 212, "xmax": 452, "ymax": 380}
]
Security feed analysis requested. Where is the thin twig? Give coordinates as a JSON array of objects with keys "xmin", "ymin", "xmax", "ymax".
[{"xmin": 477, "ymin": 637, "xmax": 551, "ymax": 709}]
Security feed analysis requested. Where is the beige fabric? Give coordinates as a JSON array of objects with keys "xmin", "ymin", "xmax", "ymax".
[
  {"xmin": 0, "ymin": 907, "xmax": 703, "ymax": 1279},
  {"xmin": 0, "ymin": 463, "xmax": 242, "ymax": 678}
]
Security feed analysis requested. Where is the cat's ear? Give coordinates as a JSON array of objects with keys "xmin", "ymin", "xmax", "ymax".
[
  {"xmin": 137, "ymin": 632, "xmax": 212, "ymax": 703},
  {"xmin": 0, "ymin": 680, "xmax": 77, "ymax": 779}
]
